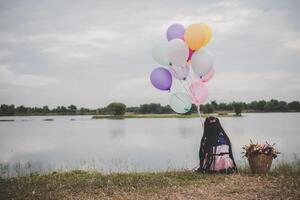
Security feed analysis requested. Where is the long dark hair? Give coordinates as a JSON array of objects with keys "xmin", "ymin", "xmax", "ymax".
[{"xmin": 198, "ymin": 116, "xmax": 237, "ymax": 172}]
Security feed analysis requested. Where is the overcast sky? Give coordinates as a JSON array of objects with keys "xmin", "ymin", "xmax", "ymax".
[{"xmin": 0, "ymin": 0, "xmax": 299, "ymax": 108}]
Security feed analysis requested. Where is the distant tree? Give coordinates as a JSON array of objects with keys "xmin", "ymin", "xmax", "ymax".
[
  {"xmin": 218, "ymin": 103, "xmax": 227, "ymax": 111},
  {"xmin": 161, "ymin": 105, "xmax": 174, "ymax": 114},
  {"xmin": 16, "ymin": 105, "xmax": 28, "ymax": 114},
  {"xmin": 42, "ymin": 106, "xmax": 50, "ymax": 113},
  {"xmin": 79, "ymin": 107, "xmax": 91, "ymax": 114},
  {"xmin": 287, "ymin": 101, "xmax": 300, "ymax": 111},
  {"xmin": 202, "ymin": 104, "xmax": 214, "ymax": 114},
  {"xmin": 52, "ymin": 106, "xmax": 60, "ymax": 113},
  {"xmin": 232, "ymin": 102, "xmax": 243, "ymax": 116},
  {"xmin": 1, "ymin": 99, "xmax": 300, "ymax": 116},
  {"xmin": 68, "ymin": 105, "xmax": 77, "ymax": 114},
  {"xmin": 190, "ymin": 104, "xmax": 198, "ymax": 113},
  {"xmin": 269, "ymin": 99, "xmax": 280, "ymax": 111},
  {"xmin": 249, "ymin": 101, "xmax": 258, "ymax": 110},
  {"xmin": 148, "ymin": 103, "xmax": 162, "ymax": 114},
  {"xmin": 257, "ymin": 100, "xmax": 266, "ymax": 111},
  {"xmin": 0, "ymin": 104, "xmax": 15, "ymax": 115},
  {"xmin": 264, "ymin": 102, "xmax": 273, "ymax": 112},
  {"xmin": 61, "ymin": 106, "xmax": 68, "ymax": 113},
  {"xmin": 126, "ymin": 106, "xmax": 139, "ymax": 113},
  {"xmin": 31, "ymin": 106, "xmax": 43, "ymax": 113},
  {"xmin": 211, "ymin": 100, "xmax": 218, "ymax": 110},
  {"xmin": 53, "ymin": 106, "xmax": 68, "ymax": 113},
  {"xmin": 225, "ymin": 103, "xmax": 233, "ymax": 111},
  {"xmin": 138, "ymin": 104, "xmax": 149, "ymax": 114},
  {"xmin": 242, "ymin": 102, "xmax": 248, "ymax": 110},
  {"xmin": 106, "ymin": 102, "xmax": 126, "ymax": 115},
  {"xmin": 278, "ymin": 101, "xmax": 288, "ymax": 112},
  {"xmin": 97, "ymin": 107, "xmax": 108, "ymax": 115}
]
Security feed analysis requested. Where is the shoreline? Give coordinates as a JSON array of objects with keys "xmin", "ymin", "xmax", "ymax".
[
  {"xmin": 0, "ymin": 111, "xmax": 299, "ymax": 118},
  {"xmin": 0, "ymin": 112, "xmax": 298, "ymax": 119},
  {"xmin": 91, "ymin": 113, "xmax": 240, "ymax": 119},
  {"xmin": 0, "ymin": 112, "xmax": 299, "ymax": 120}
]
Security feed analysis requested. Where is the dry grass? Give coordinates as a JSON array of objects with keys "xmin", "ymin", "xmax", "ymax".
[{"xmin": 1, "ymin": 168, "xmax": 299, "ymax": 200}]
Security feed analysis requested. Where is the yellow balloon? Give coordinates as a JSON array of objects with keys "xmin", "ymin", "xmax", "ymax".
[
  {"xmin": 184, "ymin": 23, "xmax": 206, "ymax": 51},
  {"xmin": 200, "ymin": 23, "xmax": 212, "ymax": 46}
]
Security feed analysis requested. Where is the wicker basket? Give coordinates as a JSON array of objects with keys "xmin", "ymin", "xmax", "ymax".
[{"xmin": 247, "ymin": 154, "xmax": 273, "ymax": 174}]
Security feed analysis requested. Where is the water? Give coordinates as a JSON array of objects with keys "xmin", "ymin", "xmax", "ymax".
[{"xmin": 0, "ymin": 113, "xmax": 299, "ymax": 176}]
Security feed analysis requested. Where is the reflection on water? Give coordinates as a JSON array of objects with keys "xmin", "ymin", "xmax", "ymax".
[
  {"xmin": 0, "ymin": 113, "xmax": 299, "ymax": 176},
  {"xmin": 108, "ymin": 120, "xmax": 126, "ymax": 139},
  {"xmin": 178, "ymin": 126, "xmax": 195, "ymax": 139}
]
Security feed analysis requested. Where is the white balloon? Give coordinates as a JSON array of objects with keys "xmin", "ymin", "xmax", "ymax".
[
  {"xmin": 167, "ymin": 39, "xmax": 189, "ymax": 67},
  {"xmin": 170, "ymin": 92, "xmax": 191, "ymax": 114},
  {"xmin": 152, "ymin": 42, "xmax": 170, "ymax": 66},
  {"xmin": 168, "ymin": 64, "xmax": 190, "ymax": 80},
  {"xmin": 191, "ymin": 49, "xmax": 213, "ymax": 77}
]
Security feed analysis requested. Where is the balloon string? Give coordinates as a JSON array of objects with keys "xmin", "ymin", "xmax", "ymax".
[
  {"xmin": 179, "ymin": 80, "xmax": 190, "ymax": 94},
  {"xmin": 173, "ymin": 93, "xmax": 189, "ymax": 107},
  {"xmin": 171, "ymin": 66, "xmax": 192, "ymax": 92},
  {"xmin": 197, "ymin": 104, "xmax": 204, "ymax": 127},
  {"xmin": 170, "ymin": 67, "xmax": 190, "ymax": 94},
  {"xmin": 169, "ymin": 71, "xmax": 189, "ymax": 107},
  {"xmin": 171, "ymin": 67, "xmax": 204, "ymax": 128},
  {"xmin": 173, "ymin": 69, "xmax": 202, "ymax": 123}
]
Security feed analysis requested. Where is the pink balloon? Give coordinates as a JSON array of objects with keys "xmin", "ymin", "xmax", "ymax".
[
  {"xmin": 187, "ymin": 48, "xmax": 194, "ymax": 62},
  {"xmin": 201, "ymin": 67, "xmax": 215, "ymax": 83},
  {"xmin": 188, "ymin": 81, "xmax": 208, "ymax": 105}
]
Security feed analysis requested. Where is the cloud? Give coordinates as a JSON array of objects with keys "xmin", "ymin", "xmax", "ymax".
[
  {"xmin": 284, "ymin": 38, "xmax": 300, "ymax": 50},
  {"xmin": 207, "ymin": 71, "xmax": 300, "ymax": 102},
  {"xmin": 0, "ymin": 65, "xmax": 60, "ymax": 87},
  {"xmin": 0, "ymin": 0, "xmax": 299, "ymax": 107},
  {"xmin": 107, "ymin": 77, "xmax": 168, "ymax": 106}
]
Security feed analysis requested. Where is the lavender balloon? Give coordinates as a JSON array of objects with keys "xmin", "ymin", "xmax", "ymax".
[
  {"xmin": 150, "ymin": 67, "xmax": 172, "ymax": 91},
  {"xmin": 167, "ymin": 24, "xmax": 185, "ymax": 41}
]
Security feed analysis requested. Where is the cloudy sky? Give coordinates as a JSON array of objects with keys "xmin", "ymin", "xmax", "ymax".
[{"xmin": 0, "ymin": 0, "xmax": 299, "ymax": 108}]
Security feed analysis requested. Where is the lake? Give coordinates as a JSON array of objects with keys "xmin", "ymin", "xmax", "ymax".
[{"xmin": 0, "ymin": 113, "xmax": 299, "ymax": 176}]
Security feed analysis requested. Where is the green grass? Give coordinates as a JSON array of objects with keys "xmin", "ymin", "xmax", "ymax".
[{"xmin": 272, "ymin": 160, "xmax": 300, "ymax": 175}]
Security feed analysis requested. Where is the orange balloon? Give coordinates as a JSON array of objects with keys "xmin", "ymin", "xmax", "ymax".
[
  {"xmin": 184, "ymin": 23, "xmax": 206, "ymax": 50},
  {"xmin": 201, "ymin": 23, "xmax": 212, "ymax": 46}
]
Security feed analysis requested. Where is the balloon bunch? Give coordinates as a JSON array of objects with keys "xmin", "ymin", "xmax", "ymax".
[{"xmin": 150, "ymin": 23, "xmax": 214, "ymax": 114}]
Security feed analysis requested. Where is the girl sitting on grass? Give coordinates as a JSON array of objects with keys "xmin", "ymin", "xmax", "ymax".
[{"xmin": 197, "ymin": 116, "xmax": 237, "ymax": 173}]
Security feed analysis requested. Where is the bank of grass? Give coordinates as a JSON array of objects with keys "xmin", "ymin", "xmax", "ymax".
[
  {"xmin": 92, "ymin": 112, "xmax": 239, "ymax": 119},
  {"xmin": 92, "ymin": 113, "xmax": 204, "ymax": 119},
  {"xmin": 1, "ymin": 163, "xmax": 299, "ymax": 200}
]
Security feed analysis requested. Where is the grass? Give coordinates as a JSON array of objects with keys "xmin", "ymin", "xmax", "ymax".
[
  {"xmin": 92, "ymin": 113, "xmax": 240, "ymax": 119},
  {"xmin": 92, "ymin": 113, "xmax": 204, "ymax": 119},
  {"xmin": 1, "ymin": 163, "xmax": 299, "ymax": 199}
]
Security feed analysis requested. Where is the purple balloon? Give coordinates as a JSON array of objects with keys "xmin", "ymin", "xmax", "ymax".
[
  {"xmin": 167, "ymin": 24, "xmax": 185, "ymax": 41},
  {"xmin": 150, "ymin": 67, "xmax": 172, "ymax": 91}
]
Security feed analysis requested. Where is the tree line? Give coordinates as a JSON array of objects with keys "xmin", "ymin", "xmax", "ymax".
[{"xmin": 0, "ymin": 99, "xmax": 299, "ymax": 116}]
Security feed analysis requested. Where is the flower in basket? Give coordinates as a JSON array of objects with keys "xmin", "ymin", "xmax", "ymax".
[
  {"xmin": 242, "ymin": 140, "xmax": 280, "ymax": 159},
  {"xmin": 242, "ymin": 140, "xmax": 280, "ymax": 174}
]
